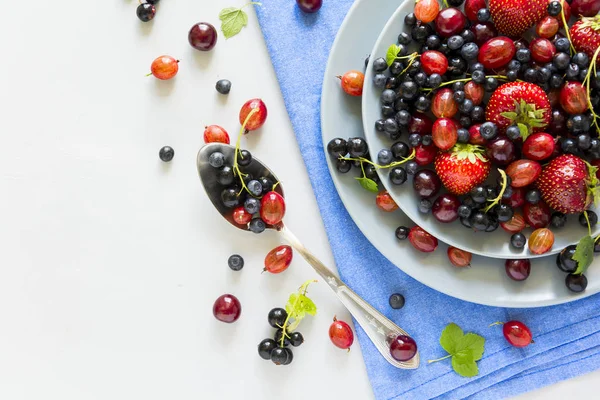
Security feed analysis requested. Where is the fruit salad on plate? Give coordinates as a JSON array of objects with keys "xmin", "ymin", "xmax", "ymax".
[{"xmin": 330, "ymin": 0, "xmax": 600, "ymax": 293}]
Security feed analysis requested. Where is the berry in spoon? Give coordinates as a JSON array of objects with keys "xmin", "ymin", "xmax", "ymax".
[{"xmin": 260, "ymin": 191, "xmax": 285, "ymax": 225}]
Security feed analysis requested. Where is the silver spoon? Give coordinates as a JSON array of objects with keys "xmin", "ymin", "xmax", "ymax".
[{"xmin": 197, "ymin": 143, "xmax": 419, "ymax": 369}]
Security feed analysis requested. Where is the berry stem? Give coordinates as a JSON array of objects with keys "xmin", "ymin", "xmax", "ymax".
[
  {"xmin": 560, "ymin": 9, "xmax": 576, "ymax": 55},
  {"xmin": 483, "ymin": 169, "xmax": 508, "ymax": 213},
  {"xmin": 278, "ymin": 280, "xmax": 317, "ymax": 347},
  {"xmin": 489, "ymin": 321, "xmax": 504, "ymax": 327},
  {"xmin": 340, "ymin": 150, "xmax": 416, "ymax": 170},
  {"xmin": 233, "ymin": 108, "xmax": 259, "ymax": 196},
  {"xmin": 398, "ymin": 52, "xmax": 420, "ymax": 76},
  {"xmin": 421, "ymin": 75, "xmax": 510, "ymax": 93},
  {"xmin": 584, "ymin": 210, "xmax": 592, "ymax": 237},
  {"xmin": 427, "ymin": 354, "xmax": 452, "ymax": 364},
  {"xmin": 582, "ymin": 47, "xmax": 600, "ymax": 133}
]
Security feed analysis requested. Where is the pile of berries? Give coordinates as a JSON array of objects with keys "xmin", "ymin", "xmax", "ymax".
[
  {"xmin": 333, "ymin": 0, "xmax": 600, "ymax": 292},
  {"xmin": 258, "ymin": 308, "xmax": 304, "ymax": 365}
]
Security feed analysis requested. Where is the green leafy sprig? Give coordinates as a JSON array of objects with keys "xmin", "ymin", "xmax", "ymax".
[
  {"xmin": 428, "ymin": 323, "xmax": 485, "ymax": 378},
  {"xmin": 340, "ymin": 150, "xmax": 416, "ymax": 193},
  {"xmin": 278, "ymin": 280, "xmax": 318, "ymax": 347},
  {"xmin": 219, "ymin": 2, "xmax": 262, "ymax": 39}
]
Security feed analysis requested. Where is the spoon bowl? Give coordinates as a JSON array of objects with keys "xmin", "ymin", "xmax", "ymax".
[{"xmin": 197, "ymin": 143, "xmax": 420, "ymax": 369}]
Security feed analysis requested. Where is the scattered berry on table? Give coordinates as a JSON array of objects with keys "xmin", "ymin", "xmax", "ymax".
[
  {"xmin": 136, "ymin": 4, "xmax": 156, "ymax": 22},
  {"xmin": 189, "ymin": 22, "xmax": 218, "ymax": 51},
  {"xmin": 389, "ymin": 293, "xmax": 406, "ymax": 309},
  {"xmin": 150, "ymin": 55, "xmax": 179, "ymax": 80},
  {"xmin": 159, "ymin": 146, "xmax": 174, "ymax": 162},
  {"xmin": 215, "ymin": 79, "xmax": 232, "ymax": 95},
  {"xmin": 264, "ymin": 245, "xmax": 293, "ymax": 274},
  {"xmin": 329, "ymin": 317, "xmax": 354, "ymax": 350},
  {"xmin": 296, "ymin": 0, "xmax": 323, "ymax": 13},
  {"xmin": 213, "ymin": 294, "xmax": 241, "ymax": 323},
  {"xmin": 502, "ymin": 320, "xmax": 533, "ymax": 347},
  {"xmin": 239, "ymin": 99, "xmax": 268, "ymax": 131},
  {"xmin": 227, "ymin": 254, "xmax": 244, "ymax": 271},
  {"xmin": 204, "ymin": 125, "xmax": 230, "ymax": 144}
]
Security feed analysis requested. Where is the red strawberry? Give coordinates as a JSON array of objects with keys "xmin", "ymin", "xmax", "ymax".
[
  {"xmin": 537, "ymin": 154, "xmax": 600, "ymax": 214},
  {"xmin": 434, "ymin": 144, "xmax": 491, "ymax": 195},
  {"xmin": 570, "ymin": 15, "xmax": 600, "ymax": 64},
  {"xmin": 486, "ymin": 82, "xmax": 551, "ymax": 138},
  {"xmin": 489, "ymin": 0, "xmax": 547, "ymax": 37}
]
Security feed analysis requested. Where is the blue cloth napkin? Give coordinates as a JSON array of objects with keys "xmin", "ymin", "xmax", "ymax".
[{"xmin": 255, "ymin": 1, "xmax": 600, "ymax": 399}]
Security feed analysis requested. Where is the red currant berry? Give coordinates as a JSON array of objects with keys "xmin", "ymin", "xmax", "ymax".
[
  {"xmin": 329, "ymin": 317, "xmax": 354, "ymax": 349},
  {"xmin": 502, "ymin": 320, "xmax": 533, "ymax": 347},
  {"xmin": 559, "ymin": 81, "xmax": 589, "ymax": 115},
  {"xmin": 376, "ymin": 191, "xmax": 399, "ymax": 212},
  {"xmin": 260, "ymin": 191, "xmax": 285, "ymax": 225},
  {"xmin": 233, "ymin": 206, "xmax": 252, "ymax": 225},
  {"xmin": 478, "ymin": 37, "xmax": 516, "ymax": 70},
  {"xmin": 408, "ymin": 226, "xmax": 438, "ymax": 253},
  {"xmin": 522, "ymin": 133, "xmax": 555, "ymax": 161},
  {"xmin": 421, "ymin": 51, "xmax": 449, "ymax": 75},
  {"xmin": 264, "ymin": 245, "xmax": 293, "ymax": 274}
]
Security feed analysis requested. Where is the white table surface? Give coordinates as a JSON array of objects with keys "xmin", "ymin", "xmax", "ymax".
[{"xmin": 0, "ymin": 1, "xmax": 598, "ymax": 399}]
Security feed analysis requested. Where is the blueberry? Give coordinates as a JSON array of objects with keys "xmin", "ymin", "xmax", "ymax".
[
  {"xmin": 551, "ymin": 212, "xmax": 567, "ymax": 228},
  {"xmin": 470, "ymin": 62, "xmax": 484, "ymax": 72},
  {"xmin": 516, "ymin": 48, "xmax": 531, "ymax": 63},
  {"xmin": 238, "ymin": 150, "xmax": 252, "ymax": 166},
  {"xmin": 460, "ymin": 42, "xmax": 479, "ymax": 61},
  {"xmin": 426, "ymin": 35, "xmax": 441, "ymax": 49},
  {"xmin": 290, "ymin": 332, "xmax": 304, "ymax": 347},
  {"xmin": 508, "ymin": 60, "xmax": 521, "ymax": 71},
  {"xmin": 572, "ymin": 52, "xmax": 589, "ymax": 68},
  {"xmin": 418, "ymin": 198, "xmax": 433, "ymax": 213},
  {"xmin": 447, "ymin": 35, "xmax": 465, "ymax": 50},
  {"xmin": 553, "ymin": 52, "xmax": 570, "ymax": 70},
  {"xmin": 471, "ymin": 70, "xmax": 486, "ymax": 84},
  {"xmin": 384, "ymin": 118, "xmax": 399, "ymax": 134},
  {"xmin": 389, "ymin": 166, "xmax": 407, "ymax": 185},
  {"xmin": 457, "ymin": 128, "xmax": 470, "ymax": 143},
  {"xmin": 525, "ymin": 189, "xmax": 541, "ymax": 204},
  {"xmin": 422, "ymin": 134, "xmax": 432, "ymax": 146},
  {"xmin": 477, "ymin": 8, "xmax": 490, "ymax": 22},
  {"xmin": 578, "ymin": 134, "xmax": 591, "ymax": 150},
  {"xmin": 510, "ymin": 233, "xmax": 526, "ymax": 249},
  {"xmin": 389, "ymin": 293, "xmax": 406, "ymax": 309},
  {"xmin": 454, "ymin": 90, "xmax": 466, "ymax": 103},
  {"xmin": 405, "ymin": 161, "xmax": 418, "ymax": 175},
  {"xmin": 547, "ymin": 0, "xmax": 562, "ymax": 16},
  {"xmin": 215, "ymin": 79, "xmax": 232, "ymax": 94},
  {"xmin": 480, "ymin": 122, "xmax": 498, "ymax": 140},
  {"xmin": 208, "ymin": 151, "xmax": 225, "ymax": 168},
  {"xmin": 249, "ymin": 218, "xmax": 266, "ymax": 233},
  {"xmin": 216, "ymin": 166, "xmax": 235, "ymax": 185},
  {"xmin": 506, "ymin": 125, "xmax": 522, "ymax": 140},
  {"xmin": 221, "ymin": 187, "xmax": 240, "ymax": 208},
  {"xmin": 506, "ymin": 70, "xmax": 518, "ymax": 82},
  {"xmin": 246, "ymin": 179, "xmax": 263, "ymax": 196},
  {"xmin": 459, "ymin": 99, "xmax": 474, "ymax": 114},
  {"xmin": 550, "ymin": 74, "xmax": 564, "ymax": 88},
  {"xmin": 537, "ymin": 67, "xmax": 552, "ymax": 83},
  {"xmin": 579, "ymin": 211, "xmax": 598, "ymax": 227},
  {"xmin": 258, "ymin": 339, "xmax": 277, "ymax": 360},
  {"xmin": 428, "ymin": 73, "xmax": 442, "ymax": 88},
  {"xmin": 327, "ymin": 138, "xmax": 348, "ymax": 158},
  {"xmin": 524, "ymin": 68, "xmax": 537, "ymax": 82},
  {"xmin": 395, "ymin": 226, "xmax": 410, "ymax": 240},
  {"xmin": 555, "ymin": 37, "xmax": 570, "ymax": 53},
  {"xmin": 561, "ymin": 137, "xmax": 577, "ymax": 154},
  {"xmin": 159, "ymin": 146, "xmax": 174, "ymax": 162},
  {"xmin": 408, "ymin": 133, "xmax": 422, "ymax": 148},
  {"xmin": 373, "ymin": 73, "xmax": 387, "ymax": 88},
  {"xmin": 348, "ymin": 137, "xmax": 369, "ymax": 157},
  {"xmin": 459, "ymin": 116, "xmax": 472, "ymax": 128},
  {"xmin": 471, "ymin": 106, "xmax": 485, "ymax": 122},
  {"xmin": 228, "ymin": 254, "xmax": 244, "ymax": 271},
  {"xmin": 566, "ymin": 63, "xmax": 580, "ymax": 80},
  {"xmin": 378, "ymin": 149, "xmax": 394, "ymax": 165}
]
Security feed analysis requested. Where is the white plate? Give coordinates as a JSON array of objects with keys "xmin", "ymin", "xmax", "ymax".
[
  {"xmin": 361, "ymin": 2, "xmax": 600, "ymax": 259},
  {"xmin": 320, "ymin": 0, "xmax": 599, "ymax": 307}
]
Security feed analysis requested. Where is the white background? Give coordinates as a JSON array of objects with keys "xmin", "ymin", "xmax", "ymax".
[{"xmin": 0, "ymin": 0, "xmax": 597, "ymax": 398}]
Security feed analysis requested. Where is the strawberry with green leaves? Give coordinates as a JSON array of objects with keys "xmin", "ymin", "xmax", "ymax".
[
  {"xmin": 570, "ymin": 15, "xmax": 600, "ymax": 64},
  {"xmin": 434, "ymin": 144, "xmax": 491, "ymax": 195},
  {"xmin": 537, "ymin": 154, "xmax": 600, "ymax": 214},
  {"xmin": 489, "ymin": 0, "xmax": 547, "ymax": 37},
  {"xmin": 485, "ymin": 82, "xmax": 551, "ymax": 139}
]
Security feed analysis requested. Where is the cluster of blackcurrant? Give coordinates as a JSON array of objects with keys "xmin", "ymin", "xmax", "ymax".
[{"xmin": 257, "ymin": 308, "xmax": 304, "ymax": 365}]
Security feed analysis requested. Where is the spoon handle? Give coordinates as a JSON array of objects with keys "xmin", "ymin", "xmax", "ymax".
[{"xmin": 278, "ymin": 225, "xmax": 419, "ymax": 369}]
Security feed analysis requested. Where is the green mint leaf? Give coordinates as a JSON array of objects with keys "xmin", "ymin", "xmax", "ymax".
[
  {"xmin": 455, "ymin": 333, "xmax": 485, "ymax": 361},
  {"xmin": 356, "ymin": 177, "xmax": 379, "ymax": 193},
  {"xmin": 440, "ymin": 323, "xmax": 464, "ymax": 355},
  {"xmin": 386, "ymin": 44, "xmax": 402, "ymax": 66},
  {"xmin": 574, "ymin": 235, "xmax": 594, "ymax": 274},
  {"xmin": 452, "ymin": 352, "xmax": 479, "ymax": 378},
  {"xmin": 219, "ymin": 3, "xmax": 260, "ymax": 39}
]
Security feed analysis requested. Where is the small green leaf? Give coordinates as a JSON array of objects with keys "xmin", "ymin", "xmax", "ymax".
[
  {"xmin": 452, "ymin": 352, "xmax": 479, "ymax": 378},
  {"xmin": 219, "ymin": 3, "xmax": 261, "ymax": 39},
  {"xmin": 517, "ymin": 123, "xmax": 529, "ymax": 140},
  {"xmin": 456, "ymin": 333, "xmax": 485, "ymax": 361},
  {"xmin": 500, "ymin": 112, "xmax": 518, "ymax": 120},
  {"xmin": 467, "ymin": 153, "xmax": 476, "ymax": 163},
  {"xmin": 574, "ymin": 235, "xmax": 594, "ymax": 274},
  {"xmin": 386, "ymin": 44, "xmax": 402, "ymax": 66},
  {"xmin": 440, "ymin": 323, "xmax": 464, "ymax": 355},
  {"xmin": 356, "ymin": 177, "xmax": 379, "ymax": 193}
]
